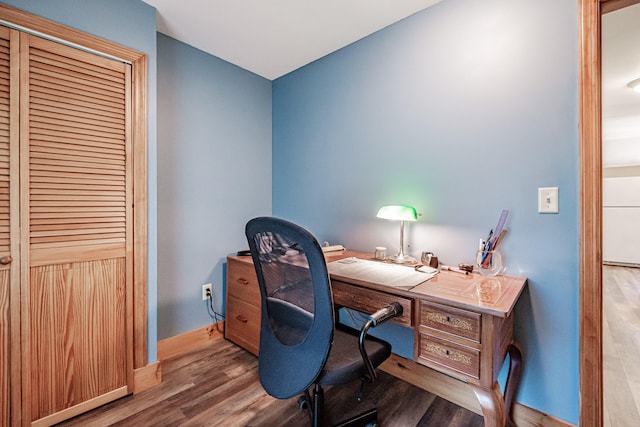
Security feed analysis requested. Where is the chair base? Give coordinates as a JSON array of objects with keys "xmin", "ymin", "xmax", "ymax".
[
  {"xmin": 298, "ymin": 385, "xmax": 379, "ymax": 427},
  {"xmin": 333, "ymin": 408, "xmax": 378, "ymax": 427}
]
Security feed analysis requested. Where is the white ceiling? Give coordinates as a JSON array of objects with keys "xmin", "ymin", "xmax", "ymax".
[
  {"xmin": 602, "ymin": 3, "xmax": 640, "ymax": 168},
  {"xmin": 142, "ymin": 0, "xmax": 443, "ymax": 80}
]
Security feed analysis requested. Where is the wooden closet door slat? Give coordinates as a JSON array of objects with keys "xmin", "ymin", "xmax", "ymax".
[
  {"xmin": 29, "ymin": 150, "xmax": 125, "ymax": 168},
  {"xmin": 30, "ymin": 216, "xmax": 123, "ymax": 225},
  {"xmin": 30, "ymin": 176, "xmax": 125, "ymax": 187},
  {"xmin": 30, "ymin": 184, "xmax": 125, "ymax": 193},
  {"xmin": 30, "ymin": 143, "xmax": 125, "ymax": 161},
  {"xmin": 29, "ymin": 56, "xmax": 125, "ymax": 91},
  {"xmin": 30, "ymin": 128, "xmax": 125, "ymax": 148},
  {"xmin": 30, "ymin": 105, "xmax": 125, "ymax": 129},
  {"xmin": 30, "ymin": 97, "xmax": 124, "ymax": 122},
  {"xmin": 29, "ymin": 160, "xmax": 125, "ymax": 175},
  {"xmin": 30, "ymin": 89, "xmax": 123, "ymax": 115},
  {"xmin": 30, "ymin": 135, "xmax": 125, "ymax": 153},
  {"xmin": 29, "ymin": 80, "xmax": 124, "ymax": 110},
  {"xmin": 30, "ymin": 118, "xmax": 124, "ymax": 140},
  {"xmin": 30, "ymin": 73, "xmax": 124, "ymax": 102},
  {"xmin": 27, "ymin": 36, "xmax": 125, "ymax": 74}
]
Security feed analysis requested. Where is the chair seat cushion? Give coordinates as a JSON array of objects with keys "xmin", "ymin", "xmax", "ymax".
[{"xmin": 317, "ymin": 325, "xmax": 392, "ymax": 386}]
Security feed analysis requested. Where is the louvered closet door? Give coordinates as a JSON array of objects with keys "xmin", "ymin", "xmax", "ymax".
[
  {"xmin": 0, "ymin": 26, "xmax": 18, "ymax": 427},
  {"xmin": 21, "ymin": 34, "xmax": 133, "ymax": 423}
]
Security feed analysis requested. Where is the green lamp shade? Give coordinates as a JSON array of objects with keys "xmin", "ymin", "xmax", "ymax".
[{"xmin": 376, "ymin": 205, "xmax": 417, "ymax": 221}]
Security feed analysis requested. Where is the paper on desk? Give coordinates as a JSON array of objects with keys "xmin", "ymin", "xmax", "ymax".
[{"xmin": 327, "ymin": 257, "xmax": 436, "ymax": 289}]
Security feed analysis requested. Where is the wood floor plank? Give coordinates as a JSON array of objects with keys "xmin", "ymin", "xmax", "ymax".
[
  {"xmin": 56, "ymin": 337, "xmax": 483, "ymax": 426},
  {"xmin": 603, "ymin": 265, "xmax": 640, "ymax": 427},
  {"xmin": 417, "ymin": 396, "xmax": 483, "ymax": 427}
]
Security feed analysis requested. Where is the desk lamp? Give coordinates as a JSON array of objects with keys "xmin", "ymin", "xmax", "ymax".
[{"xmin": 376, "ymin": 205, "xmax": 418, "ymax": 263}]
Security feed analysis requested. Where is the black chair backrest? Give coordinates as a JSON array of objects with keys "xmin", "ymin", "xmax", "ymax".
[{"xmin": 245, "ymin": 217, "xmax": 335, "ymax": 399}]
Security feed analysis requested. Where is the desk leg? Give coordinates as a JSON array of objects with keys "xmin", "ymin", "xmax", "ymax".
[
  {"xmin": 503, "ymin": 342, "xmax": 523, "ymax": 426},
  {"xmin": 471, "ymin": 342, "xmax": 523, "ymax": 427},
  {"xmin": 471, "ymin": 382, "xmax": 506, "ymax": 427}
]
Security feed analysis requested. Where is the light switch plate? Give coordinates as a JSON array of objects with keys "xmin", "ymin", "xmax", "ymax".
[{"xmin": 538, "ymin": 187, "xmax": 559, "ymax": 213}]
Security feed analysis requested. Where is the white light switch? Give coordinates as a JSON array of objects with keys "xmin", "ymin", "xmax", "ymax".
[{"xmin": 538, "ymin": 187, "xmax": 559, "ymax": 213}]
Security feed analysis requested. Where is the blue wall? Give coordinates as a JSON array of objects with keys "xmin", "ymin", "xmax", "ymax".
[
  {"xmin": 1, "ymin": 0, "xmax": 160, "ymax": 362},
  {"xmin": 273, "ymin": 0, "xmax": 579, "ymax": 423},
  {"xmin": 156, "ymin": 34, "xmax": 272, "ymax": 339}
]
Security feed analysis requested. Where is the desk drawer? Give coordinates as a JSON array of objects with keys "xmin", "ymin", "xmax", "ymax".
[
  {"xmin": 417, "ymin": 333, "xmax": 480, "ymax": 379},
  {"xmin": 225, "ymin": 295, "xmax": 260, "ymax": 356},
  {"xmin": 332, "ymin": 280, "xmax": 412, "ymax": 327},
  {"xmin": 227, "ymin": 258, "xmax": 261, "ymax": 305},
  {"xmin": 419, "ymin": 301, "xmax": 481, "ymax": 343}
]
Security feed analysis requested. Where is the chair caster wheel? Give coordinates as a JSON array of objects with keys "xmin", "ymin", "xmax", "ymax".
[{"xmin": 297, "ymin": 395, "xmax": 309, "ymax": 410}]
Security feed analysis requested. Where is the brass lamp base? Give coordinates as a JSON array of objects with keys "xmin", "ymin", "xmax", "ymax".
[{"xmin": 388, "ymin": 253, "xmax": 417, "ymax": 264}]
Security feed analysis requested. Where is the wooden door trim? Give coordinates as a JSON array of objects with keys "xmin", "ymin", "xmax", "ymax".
[
  {"xmin": 132, "ymin": 54, "xmax": 148, "ymax": 370},
  {"xmin": 579, "ymin": 0, "xmax": 640, "ymax": 426},
  {"xmin": 601, "ymin": 0, "xmax": 640, "ymax": 13},
  {"xmin": 578, "ymin": 1, "xmax": 602, "ymax": 425},
  {"xmin": 0, "ymin": 4, "xmax": 145, "ymax": 64}
]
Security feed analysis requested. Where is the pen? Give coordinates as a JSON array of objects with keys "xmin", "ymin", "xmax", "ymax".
[
  {"xmin": 481, "ymin": 239, "xmax": 492, "ymax": 263},
  {"xmin": 486, "ymin": 229, "xmax": 493, "ymax": 243},
  {"xmin": 440, "ymin": 265, "xmax": 469, "ymax": 275}
]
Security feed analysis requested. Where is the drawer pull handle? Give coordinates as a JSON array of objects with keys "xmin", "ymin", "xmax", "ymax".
[
  {"xmin": 426, "ymin": 313, "xmax": 473, "ymax": 331},
  {"xmin": 236, "ymin": 315, "xmax": 248, "ymax": 323},
  {"xmin": 0, "ymin": 256, "xmax": 12, "ymax": 265},
  {"xmin": 425, "ymin": 343, "xmax": 472, "ymax": 366},
  {"xmin": 237, "ymin": 278, "xmax": 250, "ymax": 285}
]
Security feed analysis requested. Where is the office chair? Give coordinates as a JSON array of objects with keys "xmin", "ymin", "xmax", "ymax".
[{"xmin": 245, "ymin": 217, "xmax": 403, "ymax": 427}]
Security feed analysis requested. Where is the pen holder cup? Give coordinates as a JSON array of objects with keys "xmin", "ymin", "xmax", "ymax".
[{"xmin": 475, "ymin": 250, "xmax": 504, "ymax": 276}]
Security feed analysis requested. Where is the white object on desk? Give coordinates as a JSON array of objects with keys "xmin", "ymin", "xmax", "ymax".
[
  {"xmin": 322, "ymin": 244, "xmax": 346, "ymax": 253},
  {"xmin": 328, "ymin": 257, "xmax": 436, "ymax": 288},
  {"xmin": 415, "ymin": 265, "xmax": 438, "ymax": 274}
]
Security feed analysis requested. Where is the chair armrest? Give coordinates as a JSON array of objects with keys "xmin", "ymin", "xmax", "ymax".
[{"xmin": 358, "ymin": 302, "xmax": 404, "ymax": 381}]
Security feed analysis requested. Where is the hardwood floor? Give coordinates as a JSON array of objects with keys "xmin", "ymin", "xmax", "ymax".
[
  {"xmin": 57, "ymin": 338, "xmax": 483, "ymax": 426},
  {"xmin": 603, "ymin": 265, "xmax": 640, "ymax": 427}
]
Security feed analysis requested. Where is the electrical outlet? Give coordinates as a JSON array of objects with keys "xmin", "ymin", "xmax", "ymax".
[{"xmin": 202, "ymin": 283, "xmax": 212, "ymax": 301}]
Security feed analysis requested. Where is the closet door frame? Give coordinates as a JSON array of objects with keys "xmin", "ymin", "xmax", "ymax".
[{"xmin": 0, "ymin": 4, "xmax": 148, "ymax": 423}]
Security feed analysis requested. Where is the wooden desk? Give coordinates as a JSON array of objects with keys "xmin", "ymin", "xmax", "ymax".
[{"xmin": 225, "ymin": 251, "xmax": 527, "ymax": 427}]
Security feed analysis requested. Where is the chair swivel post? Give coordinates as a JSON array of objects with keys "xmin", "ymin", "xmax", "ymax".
[
  {"xmin": 358, "ymin": 302, "xmax": 404, "ymax": 381},
  {"xmin": 313, "ymin": 384, "xmax": 324, "ymax": 427}
]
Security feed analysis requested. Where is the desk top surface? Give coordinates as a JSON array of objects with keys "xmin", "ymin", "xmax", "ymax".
[{"xmin": 230, "ymin": 250, "xmax": 527, "ymax": 318}]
